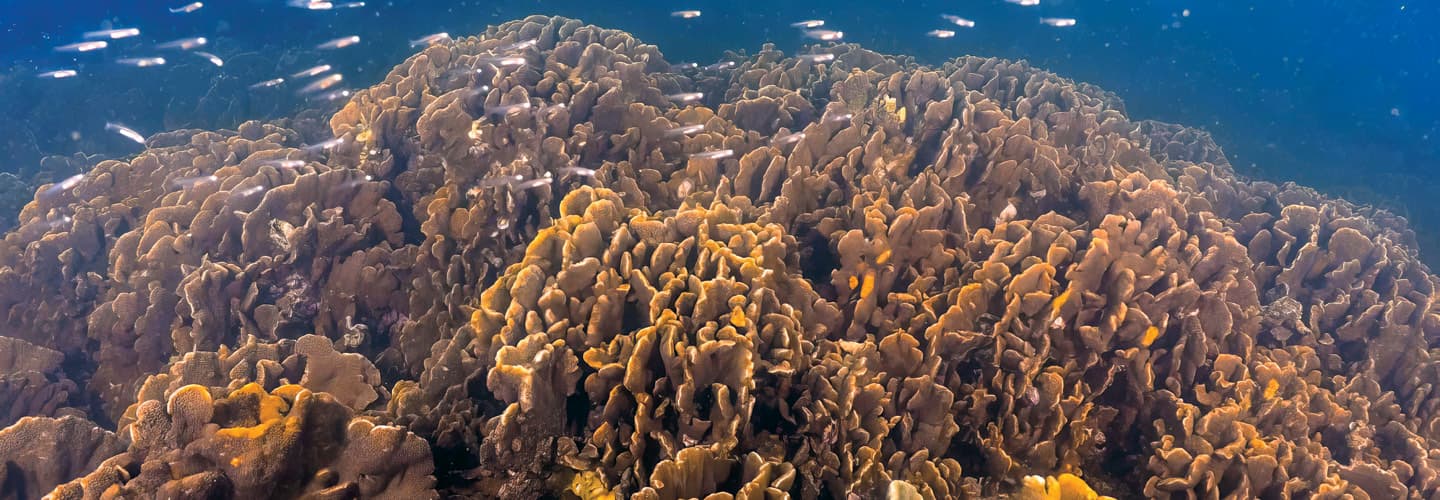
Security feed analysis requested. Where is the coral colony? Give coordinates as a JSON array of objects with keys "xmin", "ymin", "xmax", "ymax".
[{"xmin": 3, "ymin": 15, "xmax": 1438, "ymax": 500}]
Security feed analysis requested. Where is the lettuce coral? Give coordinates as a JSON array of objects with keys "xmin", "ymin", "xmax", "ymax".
[{"xmin": 1, "ymin": 14, "xmax": 1438, "ymax": 500}]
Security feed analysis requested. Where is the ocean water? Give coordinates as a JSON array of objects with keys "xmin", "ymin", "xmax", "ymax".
[{"xmin": 1, "ymin": 0, "xmax": 1438, "ymax": 498}]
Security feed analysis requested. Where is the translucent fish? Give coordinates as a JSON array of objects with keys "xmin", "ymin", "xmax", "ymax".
[
  {"xmin": 298, "ymin": 74, "xmax": 343, "ymax": 94},
  {"xmin": 171, "ymin": 174, "xmax": 219, "ymax": 190},
  {"xmin": 994, "ymin": 201, "xmax": 1018, "ymax": 224},
  {"xmin": 941, "ymin": 14, "xmax": 976, "ymax": 28},
  {"xmin": 156, "ymin": 37, "xmax": 207, "ymax": 50},
  {"xmin": 55, "ymin": 41, "xmax": 107, "ymax": 52},
  {"xmin": 290, "ymin": 65, "xmax": 332, "ymax": 78},
  {"xmin": 703, "ymin": 61, "xmax": 735, "ymax": 71},
  {"xmin": 670, "ymin": 62, "xmax": 699, "ymax": 71},
  {"xmin": 287, "ymin": 0, "xmax": 333, "ymax": 9},
  {"xmin": 485, "ymin": 101, "xmax": 532, "ymax": 117},
  {"xmin": 772, "ymin": 131, "xmax": 805, "ymax": 145},
  {"xmin": 516, "ymin": 177, "xmax": 553, "ymax": 190},
  {"xmin": 927, "ymin": 30, "xmax": 956, "ymax": 39},
  {"xmin": 42, "ymin": 174, "xmax": 85, "ymax": 198},
  {"xmin": 664, "ymin": 124, "xmax": 705, "ymax": 137},
  {"xmin": 475, "ymin": 174, "xmax": 526, "ymax": 188},
  {"xmin": 169, "ymin": 2, "xmax": 203, "ymax": 13},
  {"xmin": 234, "ymin": 185, "xmax": 266, "ymax": 197},
  {"xmin": 105, "ymin": 122, "xmax": 146, "ymax": 144},
  {"xmin": 492, "ymin": 39, "xmax": 537, "ymax": 53},
  {"xmin": 1005, "ymin": 0, "xmax": 1039, "ymax": 5},
  {"xmin": 312, "ymin": 88, "xmax": 352, "ymax": 101},
  {"xmin": 478, "ymin": 55, "xmax": 526, "ymax": 67},
  {"xmin": 250, "ymin": 78, "xmax": 285, "ymax": 89},
  {"xmin": 315, "ymin": 36, "xmax": 360, "ymax": 50},
  {"xmin": 261, "ymin": 159, "xmax": 306, "ymax": 169},
  {"xmin": 671, "ymin": 10, "xmax": 701, "ymax": 19},
  {"xmin": 666, "ymin": 92, "xmax": 703, "ymax": 103},
  {"xmin": 116, "ymin": 57, "xmax": 166, "ymax": 67},
  {"xmin": 409, "ymin": 32, "xmax": 450, "ymax": 47},
  {"xmin": 825, "ymin": 113, "xmax": 854, "ymax": 123},
  {"xmin": 690, "ymin": 149, "xmax": 734, "ymax": 160},
  {"xmin": 557, "ymin": 166, "xmax": 597, "ymax": 178},
  {"xmin": 790, "ymin": 20, "xmax": 825, "ymax": 28},
  {"xmin": 84, "ymin": 28, "xmax": 140, "ymax": 40},
  {"xmin": 803, "ymin": 29, "xmax": 844, "ymax": 41},
  {"xmin": 194, "ymin": 51, "xmax": 224, "ymax": 67},
  {"xmin": 798, "ymin": 53, "xmax": 835, "ymax": 63},
  {"xmin": 334, "ymin": 1, "xmax": 364, "ymax": 7},
  {"xmin": 303, "ymin": 137, "xmax": 345, "ymax": 153},
  {"xmin": 1039, "ymin": 17, "xmax": 1077, "ymax": 27},
  {"xmin": 38, "ymin": 69, "xmax": 78, "ymax": 79}
]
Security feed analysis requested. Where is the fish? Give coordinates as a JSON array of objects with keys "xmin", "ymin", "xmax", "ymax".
[
  {"xmin": 941, "ymin": 14, "xmax": 976, "ymax": 27},
  {"xmin": 1039, "ymin": 17, "xmax": 1077, "ymax": 27},
  {"xmin": 83, "ymin": 28, "xmax": 140, "ymax": 40},
  {"xmin": 557, "ymin": 166, "xmax": 597, "ymax": 178},
  {"xmin": 116, "ymin": 57, "xmax": 167, "ymax": 67},
  {"xmin": 312, "ymin": 88, "xmax": 352, "ymax": 101},
  {"xmin": 671, "ymin": 10, "xmax": 701, "ymax": 18},
  {"xmin": 171, "ymin": 175, "xmax": 219, "ymax": 190},
  {"xmin": 790, "ymin": 20, "xmax": 825, "ymax": 28},
  {"xmin": 995, "ymin": 201, "xmax": 1018, "ymax": 224},
  {"xmin": 249, "ymin": 78, "xmax": 285, "ymax": 89},
  {"xmin": 194, "ymin": 51, "xmax": 223, "ymax": 67},
  {"xmin": 261, "ymin": 159, "xmax": 306, "ymax": 169},
  {"xmin": 233, "ymin": 185, "xmax": 266, "ymax": 197},
  {"xmin": 37, "ymin": 69, "xmax": 78, "ymax": 79},
  {"xmin": 492, "ymin": 39, "xmax": 537, "ymax": 53},
  {"xmin": 703, "ymin": 61, "xmax": 735, "ymax": 71},
  {"xmin": 671, "ymin": 62, "xmax": 699, "ymax": 71},
  {"xmin": 287, "ymin": 0, "xmax": 332, "ymax": 9},
  {"xmin": 798, "ymin": 53, "xmax": 835, "ymax": 63},
  {"xmin": 516, "ymin": 177, "xmax": 554, "ymax": 190},
  {"xmin": 42, "ymin": 174, "xmax": 85, "ymax": 198},
  {"xmin": 290, "ymin": 64, "xmax": 332, "ymax": 78},
  {"xmin": 105, "ymin": 122, "xmax": 147, "ymax": 145},
  {"xmin": 302, "ymin": 137, "xmax": 345, "ymax": 153},
  {"xmin": 55, "ymin": 41, "xmax": 107, "ymax": 52},
  {"xmin": 664, "ymin": 124, "xmax": 705, "ymax": 137},
  {"xmin": 485, "ymin": 101, "xmax": 533, "ymax": 117},
  {"xmin": 298, "ymin": 74, "xmax": 344, "ymax": 94},
  {"xmin": 803, "ymin": 29, "xmax": 844, "ymax": 41},
  {"xmin": 474, "ymin": 175, "xmax": 526, "ymax": 189},
  {"xmin": 826, "ymin": 112, "xmax": 854, "ymax": 123},
  {"xmin": 334, "ymin": 1, "xmax": 364, "ymax": 7},
  {"xmin": 156, "ymin": 37, "xmax": 207, "ymax": 50},
  {"xmin": 772, "ymin": 131, "xmax": 805, "ymax": 145},
  {"xmin": 478, "ymin": 55, "xmax": 527, "ymax": 67},
  {"xmin": 690, "ymin": 149, "xmax": 734, "ymax": 160},
  {"xmin": 927, "ymin": 30, "xmax": 956, "ymax": 39},
  {"xmin": 1005, "ymin": 0, "xmax": 1040, "ymax": 5},
  {"xmin": 409, "ymin": 32, "xmax": 450, "ymax": 47},
  {"xmin": 666, "ymin": 92, "xmax": 703, "ymax": 103},
  {"xmin": 315, "ymin": 36, "xmax": 360, "ymax": 50},
  {"xmin": 169, "ymin": 2, "xmax": 203, "ymax": 13}
]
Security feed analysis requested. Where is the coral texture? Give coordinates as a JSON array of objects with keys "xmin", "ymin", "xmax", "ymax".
[{"xmin": 1, "ymin": 15, "xmax": 1437, "ymax": 500}]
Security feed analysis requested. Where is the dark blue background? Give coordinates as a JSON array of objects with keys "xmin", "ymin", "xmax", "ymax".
[{"xmin": 3, "ymin": 0, "xmax": 1437, "ymax": 262}]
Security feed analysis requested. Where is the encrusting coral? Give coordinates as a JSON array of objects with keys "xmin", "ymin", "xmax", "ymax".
[{"xmin": 1, "ymin": 14, "xmax": 1438, "ymax": 500}]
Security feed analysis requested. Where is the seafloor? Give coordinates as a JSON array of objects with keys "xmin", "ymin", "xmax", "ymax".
[{"xmin": 2, "ymin": 15, "xmax": 1438, "ymax": 500}]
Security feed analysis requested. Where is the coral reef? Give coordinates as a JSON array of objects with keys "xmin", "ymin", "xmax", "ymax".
[{"xmin": 2, "ymin": 14, "xmax": 1438, "ymax": 499}]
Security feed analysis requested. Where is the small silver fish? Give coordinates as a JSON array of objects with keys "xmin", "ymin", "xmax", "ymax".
[
  {"xmin": 55, "ymin": 41, "xmax": 108, "ymax": 52},
  {"xmin": 671, "ymin": 62, "xmax": 699, "ymax": 71},
  {"xmin": 250, "ymin": 77, "xmax": 285, "ymax": 89},
  {"xmin": 478, "ymin": 55, "xmax": 526, "ymax": 67},
  {"xmin": 105, "ymin": 122, "xmax": 147, "ymax": 145},
  {"xmin": 287, "ymin": 0, "xmax": 333, "ymax": 9},
  {"xmin": 169, "ymin": 2, "xmax": 203, "ymax": 13},
  {"xmin": 798, "ymin": 53, "xmax": 835, "ymax": 63},
  {"xmin": 703, "ymin": 60, "xmax": 735, "ymax": 71},
  {"xmin": 995, "ymin": 201, "xmax": 1018, "ymax": 224},
  {"xmin": 790, "ymin": 20, "xmax": 825, "ymax": 28},
  {"xmin": 409, "ymin": 32, "xmax": 450, "ymax": 47},
  {"xmin": 825, "ymin": 112, "xmax": 854, "ymax": 123},
  {"xmin": 234, "ymin": 185, "xmax": 266, "ymax": 197},
  {"xmin": 290, "ymin": 64, "xmax": 332, "ymax": 78},
  {"xmin": 156, "ymin": 37, "xmax": 207, "ymax": 50},
  {"xmin": 303, "ymin": 137, "xmax": 345, "ymax": 153},
  {"xmin": 261, "ymin": 159, "xmax": 305, "ymax": 168},
  {"xmin": 666, "ymin": 92, "xmax": 703, "ymax": 103},
  {"xmin": 37, "ymin": 69, "xmax": 78, "ymax": 79},
  {"xmin": 927, "ymin": 30, "xmax": 956, "ymax": 39},
  {"xmin": 298, "ymin": 74, "xmax": 343, "ymax": 94},
  {"xmin": 42, "ymin": 174, "xmax": 85, "ymax": 198},
  {"xmin": 941, "ymin": 14, "xmax": 976, "ymax": 28},
  {"xmin": 803, "ymin": 29, "xmax": 844, "ymax": 41},
  {"xmin": 1039, "ymin": 17, "xmax": 1077, "ymax": 27},
  {"xmin": 83, "ymin": 28, "xmax": 140, "ymax": 40},
  {"xmin": 516, "ymin": 177, "xmax": 553, "ymax": 190},
  {"xmin": 485, "ymin": 101, "xmax": 532, "ymax": 117},
  {"xmin": 1005, "ymin": 0, "xmax": 1039, "ymax": 5},
  {"xmin": 171, "ymin": 174, "xmax": 219, "ymax": 189},
  {"xmin": 492, "ymin": 39, "xmax": 537, "ymax": 53},
  {"xmin": 671, "ymin": 10, "xmax": 701, "ymax": 18},
  {"xmin": 556, "ymin": 166, "xmax": 597, "ymax": 178},
  {"xmin": 664, "ymin": 124, "xmax": 705, "ymax": 137},
  {"xmin": 690, "ymin": 149, "xmax": 734, "ymax": 160},
  {"xmin": 116, "ymin": 57, "xmax": 167, "ymax": 67},
  {"xmin": 334, "ymin": 1, "xmax": 364, "ymax": 7},
  {"xmin": 312, "ymin": 88, "xmax": 352, "ymax": 101},
  {"xmin": 475, "ymin": 175, "xmax": 526, "ymax": 189},
  {"xmin": 315, "ymin": 36, "xmax": 360, "ymax": 50},
  {"xmin": 194, "ymin": 51, "xmax": 223, "ymax": 66}
]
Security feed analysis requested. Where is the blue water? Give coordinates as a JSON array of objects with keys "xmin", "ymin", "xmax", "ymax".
[{"xmin": 3, "ymin": 0, "xmax": 1438, "ymax": 261}]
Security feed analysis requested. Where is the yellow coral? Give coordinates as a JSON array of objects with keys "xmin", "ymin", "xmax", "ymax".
[
  {"xmin": 1263, "ymin": 378, "xmax": 1280, "ymax": 400},
  {"xmin": 568, "ymin": 470, "xmax": 615, "ymax": 500},
  {"xmin": 1017, "ymin": 473, "xmax": 1115, "ymax": 500},
  {"xmin": 1141, "ymin": 325, "xmax": 1160, "ymax": 347}
]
